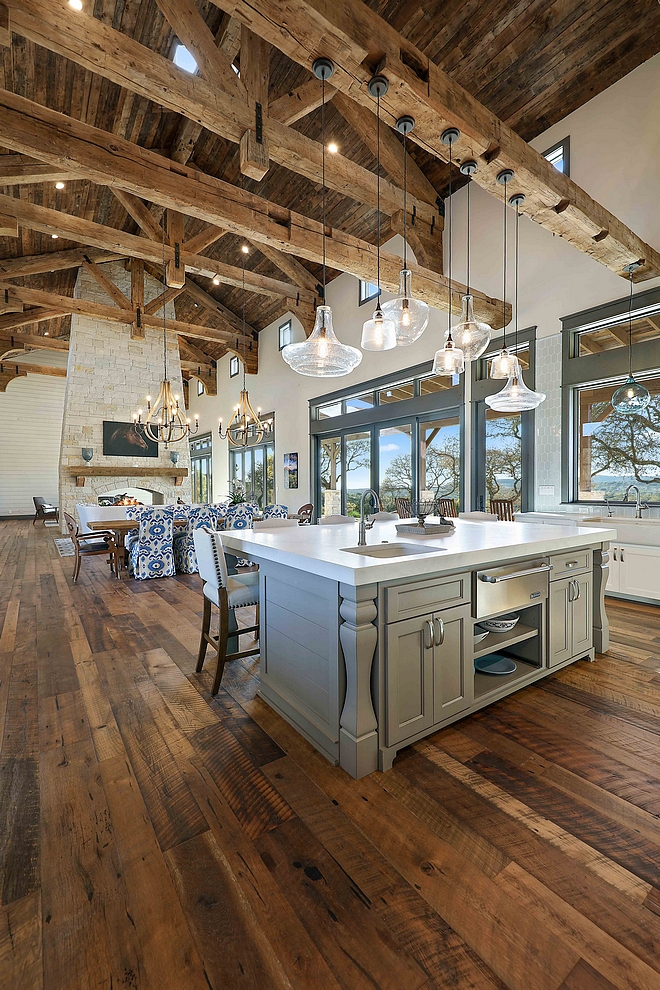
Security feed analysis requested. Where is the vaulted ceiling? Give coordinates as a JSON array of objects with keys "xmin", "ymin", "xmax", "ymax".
[{"xmin": 1, "ymin": 0, "xmax": 660, "ymax": 380}]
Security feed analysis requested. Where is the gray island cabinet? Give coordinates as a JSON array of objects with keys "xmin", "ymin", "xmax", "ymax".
[{"xmin": 222, "ymin": 519, "xmax": 614, "ymax": 779}]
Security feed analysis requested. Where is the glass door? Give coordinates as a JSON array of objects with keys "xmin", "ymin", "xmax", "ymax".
[
  {"xmin": 419, "ymin": 415, "xmax": 461, "ymax": 503},
  {"xmin": 319, "ymin": 436, "xmax": 342, "ymax": 517},
  {"xmin": 345, "ymin": 431, "xmax": 371, "ymax": 517},
  {"xmin": 378, "ymin": 423, "xmax": 412, "ymax": 511},
  {"xmin": 484, "ymin": 410, "xmax": 523, "ymax": 511}
]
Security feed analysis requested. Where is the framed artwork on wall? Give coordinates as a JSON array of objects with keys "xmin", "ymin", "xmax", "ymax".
[
  {"xmin": 103, "ymin": 421, "xmax": 158, "ymax": 457},
  {"xmin": 284, "ymin": 452, "xmax": 298, "ymax": 489}
]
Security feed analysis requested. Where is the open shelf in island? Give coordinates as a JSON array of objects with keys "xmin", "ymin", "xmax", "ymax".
[
  {"xmin": 473, "ymin": 622, "xmax": 539, "ymax": 659},
  {"xmin": 473, "ymin": 657, "xmax": 541, "ymax": 701}
]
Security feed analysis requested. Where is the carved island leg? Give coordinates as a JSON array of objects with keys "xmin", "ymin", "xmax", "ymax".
[
  {"xmin": 338, "ymin": 583, "xmax": 379, "ymax": 779},
  {"xmin": 592, "ymin": 543, "xmax": 610, "ymax": 657}
]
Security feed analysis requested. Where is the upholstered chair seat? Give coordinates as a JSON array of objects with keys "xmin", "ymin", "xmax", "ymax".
[
  {"xmin": 193, "ymin": 527, "xmax": 260, "ymax": 694},
  {"xmin": 128, "ymin": 507, "xmax": 175, "ymax": 580},
  {"xmin": 262, "ymin": 503, "xmax": 288, "ymax": 519}
]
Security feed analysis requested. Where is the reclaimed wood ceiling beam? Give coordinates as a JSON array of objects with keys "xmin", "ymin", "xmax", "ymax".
[
  {"xmin": 0, "ymin": 153, "xmax": 77, "ymax": 185},
  {"xmin": 8, "ymin": 0, "xmax": 438, "ymax": 225},
  {"xmin": 0, "ymin": 247, "xmax": 123, "ymax": 278},
  {"xmin": 269, "ymin": 79, "xmax": 335, "ymax": 126},
  {"xmin": 0, "ymin": 190, "xmax": 309, "ymax": 302},
  {"xmin": 0, "ymin": 92, "xmax": 505, "ymax": 325},
  {"xmin": 3, "ymin": 283, "xmax": 258, "ymax": 371},
  {"xmin": 205, "ymin": 0, "xmax": 660, "ymax": 282},
  {"xmin": 0, "ymin": 324, "xmax": 70, "ymax": 346},
  {"xmin": 170, "ymin": 12, "xmax": 242, "ymax": 165},
  {"xmin": 0, "ymin": 361, "xmax": 66, "ymax": 381}
]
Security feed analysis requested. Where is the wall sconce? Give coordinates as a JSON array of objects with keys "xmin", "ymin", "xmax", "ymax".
[{"xmin": 81, "ymin": 448, "xmax": 94, "ymax": 462}]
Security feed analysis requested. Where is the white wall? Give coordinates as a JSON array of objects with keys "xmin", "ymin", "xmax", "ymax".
[
  {"xmin": 0, "ymin": 374, "xmax": 66, "ymax": 516},
  {"xmin": 189, "ymin": 51, "xmax": 660, "ymax": 513}
]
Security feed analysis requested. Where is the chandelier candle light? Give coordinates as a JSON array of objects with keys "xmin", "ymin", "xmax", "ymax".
[
  {"xmin": 381, "ymin": 116, "xmax": 430, "ymax": 345},
  {"xmin": 452, "ymin": 160, "xmax": 492, "ymax": 360},
  {"xmin": 611, "ymin": 263, "xmax": 650, "ymax": 414},
  {"xmin": 486, "ymin": 193, "xmax": 546, "ymax": 412},
  {"xmin": 361, "ymin": 76, "xmax": 396, "ymax": 351},
  {"xmin": 281, "ymin": 58, "xmax": 362, "ymax": 377},
  {"xmin": 490, "ymin": 170, "xmax": 520, "ymax": 380},
  {"xmin": 433, "ymin": 128, "xmax": 464, "ymax": 376},
  {"xmin": 219, "ymin": 247, "xmax": 273, "ymax": 447},
  {"xmin": 133, "ymin": 228, "xmax": 199, "ymax": 447}
]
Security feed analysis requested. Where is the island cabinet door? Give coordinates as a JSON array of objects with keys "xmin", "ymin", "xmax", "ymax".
[
  {"xmin": 433, "ymin": 604, "xmax": 472, "ymax": 721},
  {"xmin": 572, "ymin": 572, "xmax": 593, "ymax": 656},
  {"xmin": 385, "ymin": 614, "xmax": 435, "ymax": 747},
  {"xmin": 549, "ymin": 578, "xmax": 573, "ymax": 667}
]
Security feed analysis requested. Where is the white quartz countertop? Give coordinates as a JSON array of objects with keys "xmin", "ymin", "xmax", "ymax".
[{"xmin": 220, "ymin": 518, "xmax": 616, "ymax": 586}]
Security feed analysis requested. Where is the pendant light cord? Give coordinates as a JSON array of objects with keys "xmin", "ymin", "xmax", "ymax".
[
  {"xmin": 376, "ymin": 91, "xmax": 381, "ymax": 305},
  {"xmin": 447, "ymin": 140, "xmax": 453, "ymax": 342},
  {"xmin": 242, "ymin": 248, "xmax": 247, "ymax": 393},
  {"xmin": 515, "ymin": 200, "xmax": 520, "ymax": 355},
  {"xmin": 466, "ymin": 178, "xmax": 470, "ymax": 296},
  {"xmin": 502, "ymin": 179, "xmax": 507, "ymax": 351},
  {"xmin": 628, "ymin": 271, "xmax": 634, "ymax": 378},
  {"xmin": 321, "ymin": 75, "xmax": 326, "ymax": 303},
  {"xmin": 402, "ymin": 131, "xmax": 408, "ymax": 272},
  {"xmin": 161, "ymin": 221, "xmax": 167, "ymax": 382}
]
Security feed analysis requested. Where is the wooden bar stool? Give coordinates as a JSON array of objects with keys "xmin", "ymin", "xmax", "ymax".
[
  {"xmin": 435, "ymin": 497, "xmax": 458, "ymax": 518},
  {"xmin": 490, "ymin": 498, "xmax": 515, "ymax": 521},
  {"xmin": 193, "ymin": 526, "xmax": 260, "ymax": 695}
]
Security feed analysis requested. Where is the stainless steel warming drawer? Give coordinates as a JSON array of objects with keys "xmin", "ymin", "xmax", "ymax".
[{"xmin": 474, "ymin": 558, "xmax": 551, "ymax": 618}]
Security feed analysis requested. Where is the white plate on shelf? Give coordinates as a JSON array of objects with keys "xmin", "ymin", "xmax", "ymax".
[
  {"xmin": 478, "ymin": 614, "xmax": 520, "ymax": 634},
  {"xmin": 474, "ymin": 630, "xmax": 489, "ymax": 646}
]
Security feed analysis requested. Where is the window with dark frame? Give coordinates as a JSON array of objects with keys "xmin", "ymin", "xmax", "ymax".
[
  {"xmin": 542, "ymin": 136, "xmax": 570, "ymax": 176},
  {"xmin": 278, "ymin": 319, "xmax": 292, "ymax": 350},
  {"xmin": 358, "ymin": 279, "xmax": 380, "ymax": 306},
  {"xmin": 561, "ymin": 285, "xmax": 660, "ymax": 505},
  {"xmin": 229, "ymin": 355, "xmax": 240, "ymax": 378}
]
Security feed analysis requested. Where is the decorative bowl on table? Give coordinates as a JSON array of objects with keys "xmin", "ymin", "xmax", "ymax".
[
  {"xmin": 473, "ymin": 630, "xmax": 489, "ymax": 646},
  {"xmin": 477, "ymin": 614, "xmax": 519, "ymax": 634}
]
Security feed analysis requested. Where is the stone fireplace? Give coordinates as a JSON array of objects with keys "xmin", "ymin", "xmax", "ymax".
[{"xmin": 59, "ymin": 261, "xmax": 192, "ymax": 527}]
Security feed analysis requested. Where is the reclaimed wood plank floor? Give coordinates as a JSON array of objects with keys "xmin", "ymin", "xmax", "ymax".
[{"xmin": 1, "ymin": 520, "xmax": 659, "ymax": 990}]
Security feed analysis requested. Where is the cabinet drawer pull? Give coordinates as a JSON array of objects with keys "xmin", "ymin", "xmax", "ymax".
[
  {"xmin": 480, "ymin": 563, "xmax": 553, "ymax": 583},
  {"xmin": 565, "ymin": 560, "xmax": 579, "ymax": 568},
  {"xmin": 434, "ymin": 617, "xmax": 445, "ymax": 646},
  {"xmin": 424, "ymin": 620, "xmax": 434, "ymax": 649}
]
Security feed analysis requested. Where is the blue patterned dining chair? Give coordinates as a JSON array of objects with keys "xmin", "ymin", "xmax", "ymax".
[
  {"xmin": 223, "ymin": 502, "xmax": 257, "ymax": 568},
  {"xmin": 128, "ymin": 506, "xmax": 176, "ymax": 580},
  {"xmin": 262, "ymin": 503, "xmax": 288, "ymax": 519},
  {"xmin": 173, "ymin": 504, "xmax": 219, "ymax": 574}
]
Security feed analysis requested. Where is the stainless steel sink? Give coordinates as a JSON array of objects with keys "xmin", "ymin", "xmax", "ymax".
[{"xmin": 341, "ymin": 542, "xmax": 445, "ymax": 558}]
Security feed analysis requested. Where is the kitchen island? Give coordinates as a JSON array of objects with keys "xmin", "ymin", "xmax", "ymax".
[{"xmin": 222, "ymin": 518, "xmax": 615, "ymax": 778}]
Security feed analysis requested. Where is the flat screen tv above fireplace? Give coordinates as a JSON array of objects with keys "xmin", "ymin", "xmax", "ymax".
[{"xmin": 102, "ymin": 421, "xmax": 158, "ymax": 458}]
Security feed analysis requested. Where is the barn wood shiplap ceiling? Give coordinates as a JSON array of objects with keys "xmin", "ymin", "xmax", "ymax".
[{"xmin": 1, "ymin": 0, "xmax": 659, "ymax": 372}]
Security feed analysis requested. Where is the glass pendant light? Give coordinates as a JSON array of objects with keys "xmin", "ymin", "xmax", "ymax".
[
  {"xmin": 381, "ymin": 115, "xmax": 429, "ymax": 345},
  {"xmin": 487, "ymin": 193, "xmax": 545, "ymax": 412},
  {"xmin": 361, "ymin": 76, "xmax": 396, "ymax": 351},
  {"xmin": 611, "ymin": 264, "xmax": 650, "ymax": 414},
  {"xmin": 451, "ymin": 160, "xmax": 491, "ymax": 361},
  {"xmin": 490, "ymin": 170, "xmax": 519, "ymax": 379},
  {"xmin": 282, "ymin": 59, "xmax": 362, "ymax": 377},
  {"xmin": 433, "ymin": 128, "xmax": 464, "ymax": 376}
]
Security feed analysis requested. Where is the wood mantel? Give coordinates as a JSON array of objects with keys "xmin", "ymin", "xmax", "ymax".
[{"xmin": 69, "ymin": 465, "xmax": 189, "ymax": 487}]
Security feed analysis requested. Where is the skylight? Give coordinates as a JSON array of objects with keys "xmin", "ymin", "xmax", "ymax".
[{"xmin": 173, "ymin": 45, "xmax": 198, "ymax": 74}]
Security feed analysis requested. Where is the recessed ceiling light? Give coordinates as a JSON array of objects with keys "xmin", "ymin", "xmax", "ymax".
[
  {"xmin": 55, "ymin": 181, "xmax": 65, "ymax": 190},
  {"xmin": 51, "ymin": 234, "xmax": 58, "ymax": 239},
  {"xmin": 241, "ymin": 245, "xmax": 249, "ymax": 254},
  {"xmin": 44, "ymin": 332, "xmax": 49, "ymax": 336},
  {"xmin": 212, "ymin": 277, "xmax": 220, "ymax": 285},
  {"xmin": 68, "ymin": 0, "xmax": 83, "ymax": 9},
  {"xmin": 328, "ymin": 142, "xmax": 338, "ymax": 154}
]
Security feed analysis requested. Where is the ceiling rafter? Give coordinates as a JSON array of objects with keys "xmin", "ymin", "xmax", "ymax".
[
  {"xmin": 0, "ymin": 91, "xmax": 506, "ymax": 325},
  {"xmin": 206, "ymin": 0, "xmax": 660, "ymax": 281},
  {"xmin": 8, "ymin": 0, "xmax": 439, "ymax": 225},
  {"xmin": 269, "ymin": 79, "xmax": 335, "ymax": 126},
  {"xmin": 0, "ymin": 190, "xmax": 312, "ymax": 302}
]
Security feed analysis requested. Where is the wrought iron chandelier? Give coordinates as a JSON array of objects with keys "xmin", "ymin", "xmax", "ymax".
[
  {"xmin": 133, "ymin": 227, "xmax": 199, "ymax": 447},
  {"xmin": 219, "ymin": 247, "xmax": 273, "ymax": 447}
]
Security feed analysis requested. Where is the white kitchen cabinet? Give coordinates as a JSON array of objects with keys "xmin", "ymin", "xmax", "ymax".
[
  {"xmin": 618, "ymin": 544, "xmax": 660, "ymax": 601},
  {"xmin": 606, "ymin": 544, "xmax": 660, "ymax": 601}
]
